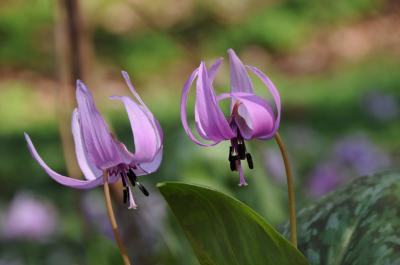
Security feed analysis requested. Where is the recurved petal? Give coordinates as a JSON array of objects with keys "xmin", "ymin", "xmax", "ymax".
[
  {"xmin": 194, "ymin": 58, "xmax": 226, "ymax": 139},
  {"xmin": 181, "ymin": 58, "xmax": 229, "ymax": 146},
  {"xmin": 121, "ymin": 71, "xmax": 164, "ymax": 144},
  {"xmin": 110, "ymin": 95, "xmax": 162, "ymax": 163},
  {"xmin": 232, "ymin": 93, "xmax": 275, "ymax": 139},
  {"xmin": 71, "ymin": 109, "xmax": 103, "ymax": 181},
  {"xmin": 181, "ymin": 67, "xmax": 219, "ymax": 146},
  {"xmin": 228, "ymin": 49, "xmax": 254, "ymax": 94},
  {"xmin": 247, "ymin": 66, "xmax": 281, "ymax": 139},
  {"xmin": 207, "ymin": 57, "xmax": 224, "ymax": 84},
  {"xmin": 76, "ymin": 80, "xmax": 126, "ymax": 169},
  {"xmin": 194, "ymin": 62, "xmax": 235, "ymax": 141},
  {"xmin": 24, "ymin": 133, "xmax": 103, "ymax": 189}
]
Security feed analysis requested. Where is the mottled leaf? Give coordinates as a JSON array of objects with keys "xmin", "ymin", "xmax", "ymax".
[
  {"xmin": 282, "ymin": 171, "xmax": 400, "ymax": 265},
  {"xmin": 158, "ymin": 182, "xmax": 309, "ymax": 265}
]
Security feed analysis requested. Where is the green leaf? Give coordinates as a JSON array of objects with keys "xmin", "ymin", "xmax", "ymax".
[
  {"xmin": 281, "ymin": 171, "xmax": 400, "ymax": 265},
  {"xmin": 158, "ymin": 182, "xmax": 309, "ymax": 265}
]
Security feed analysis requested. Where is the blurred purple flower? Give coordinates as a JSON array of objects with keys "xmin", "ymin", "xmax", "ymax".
[
  {"xmin": 181, "ymin": 49, "xmax": 281, "ymax": 186},
  {"xmin": 307, "ymin": 133, "xmax": 391, "ymax": 197},
  {"xmin": 361, "ymin": 91, "xmax": 399, "ymax": 122},
  {"xmin": 2, "ymin": 193, "xmax": 58, "ymax": 241},
  {"xmin": 307, "ymin": 162, "xmax": 346, "ymax": 197},
  {"xmin": 333, "ymin": 134, "xmax": 390, "ymax": 176},
  {"xmin": 24, "ymin": 72, "xmax": 163, "ymax": 209}
]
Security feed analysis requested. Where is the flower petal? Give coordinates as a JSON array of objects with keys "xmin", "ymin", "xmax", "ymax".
[
  {"xmin": 247, "ymin": 66, "xmax": 281, "ymax": 139},
  {"xmin": 71, "ymin": 109, "xmax": 103, "ymax": 180},
  {"xmin": 194, "ymin": 58, "xmax": 226, "ymax": 139},
  {"xmin": 218, "ymin": 92, "xmax": 274, "ymax": 139},
  {"xmin": 194, "ymin": 62, "xmax": 235, "ymax": 141},
  {"xmin": 181, "ymin": 62, "xmax": 225, "ymax": 147},
  {"xmin": 232, "ymin": 93, "xmax": 275, "ymax": 139},
  {"xmin": 207, "ymin": 57, "xmax": 223, "ymax": 84},
  {"xmin": 216, "ymin": 92, "xmax": 230, "ymax": 102},
  {"xmin": 121, "ymin": 71, "xmax": 164, "ymax": 145},
  {"xmin": 76, "ymin": 81, "xmax": 129, "ymax": 169},
  {"xmin": 110, "ymin": 95, "xmax": 161, "ymax": 163},
  {"xmin": 138, "ymin": 147, "xmax": 163, "ymax": 174},
  {"xmin": 228, "ymin": 49, "xmax": 254, "ymax": 94},
  {"xmin": 24, "ymin": 133, "xmax": 104, "ymax": 189},
  {"xmin": 181, "ymin": 58, "xmax": 225, "ymax": 146}
]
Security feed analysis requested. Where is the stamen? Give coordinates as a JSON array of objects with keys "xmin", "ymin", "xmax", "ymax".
[
  {"xmin": 235, "ymin": 128, "xmax": 247, "ymax": 159},
  {"xmin": 228, "ymin": 124, "xmax": 253, "ymax": 185},
  {"xmin": 230, "ymin": 158, "xmax": 237, "ymax": 171},
  {"xmin": 246, "ymin": 153, "xmax": 254, "ymax": 169},
  {"xmin": 228, "ymin": 146, "xmax": 234, "ymax": 161},
  {"xmin": 123, "ymin": 188, "xmax": 129, "ymax": 204},
  {"xmin": 238, "ymin": 142, "xmax": 246, "ymax": 159},
  {"xmin": 127, "ymin": 169, "xmax": 137, "ymax": 186},
  {"xmin": 120, "ymin": 172, "xmax": 127, "ymax": 187},
  {"xmin": 136, "ymin": 182, "xmax": 150, "ymax": 196},
  {"xmin": 228, "ymin": 146, "xmax": 238, "ymax": 171}
]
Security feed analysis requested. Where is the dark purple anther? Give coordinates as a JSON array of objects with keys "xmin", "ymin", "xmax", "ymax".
[
  {"xmin": 228, "ymin": 130, "xmax": 253, "ymax": 172},
  {"xmin": 123, "ymin": 189, "xmax": 129, "ymax": 204},
  {"xmin": 246, "ymin": 153, "xmax": 253, "ymax": 169},
  {"xmin": 137, "ymin": 182, "xmax": 150, "ymax": 197},
  {"xmin": 120, "ymin": 172, "xmax": 127, "ymax": 187},
  {"xmin": 230, "ymin": 158, "xmax": 237, "ymax": 171},
  {"xmin": 127, "ymin": 169, "xmax": 137, "ymax": 186}
]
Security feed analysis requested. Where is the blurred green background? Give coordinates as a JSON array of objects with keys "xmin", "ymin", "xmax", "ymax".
[{"xmin": 0, "ymin": 0, "xmax": 399, "ymax": 264}]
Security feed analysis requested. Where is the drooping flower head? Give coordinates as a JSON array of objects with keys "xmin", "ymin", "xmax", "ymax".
[
  {"xmin": 181, "ymin": 49, "xmax": 281, "ymax": 186},
  {"xmin": 25, "ymin": 71, "xmax": 163, "ymax": 209}
]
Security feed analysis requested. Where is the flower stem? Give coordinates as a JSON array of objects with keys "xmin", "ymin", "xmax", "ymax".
[
  {"xmin": 274, "ymin": 132, "xmax": 297, "ymax": 248},
  {"xmin": 103, "ymin": 173, "xmax": 133, "ymax": 265}
]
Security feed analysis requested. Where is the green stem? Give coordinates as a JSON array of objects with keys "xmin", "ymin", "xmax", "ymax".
[
  {"xmin": 274, "ymin": 132, "xmax": 298, "ymax": 247},
  {"xmin": 103, "ymin": 173, "xmax": 133, "ymax": 265}
]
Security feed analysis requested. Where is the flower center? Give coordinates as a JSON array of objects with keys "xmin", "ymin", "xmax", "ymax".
[
  {"xmin": 109, "ymin": 164, "xmax": 149, "ymax": 206},
  {"xmin": 228, "ymin": 129, "xmax": 254, "ymax": 172}
]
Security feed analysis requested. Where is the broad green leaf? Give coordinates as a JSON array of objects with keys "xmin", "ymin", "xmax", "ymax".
[
  {"xmin": 282, "ymin": 171, "xmax": 400, "ymax": 265},
  {"xmin": 158, "ymin": 182, "xmax": 309, "ymax": 265}
]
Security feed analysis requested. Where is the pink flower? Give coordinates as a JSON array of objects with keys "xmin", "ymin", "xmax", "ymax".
[
  {"xmin": 24, "ymin": 72, "xmax": 163, "ymax": 209},
  {"xmin": 181, "ymin": 49, "xmax": 281, "ymax": 186}
]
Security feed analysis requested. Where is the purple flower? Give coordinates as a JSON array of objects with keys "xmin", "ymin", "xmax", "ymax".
[
  {"xmin": 333, "ymin": 133, "xmax": 390, "ymax": 176},
  {"xmin": 361, "ymin": 91, "xmax": 399, "ymax": 122},
  {"xmin": 307, "ymin": 133, "xmax": 391, "ymax": 197},
  {"xmin": 2, "ymin": 192, "xmax": 58, "ymax": 241},
  {"xmin": 181, "ymin": 49, "xmax": 281, "ymax": 186},
  {"xmin": 307, "ymin": 162, "xmax": 345, "ymax": 197},
  {"xmin": 24, "ymin": 71, "xmax": 163, "ymax": 209}
]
